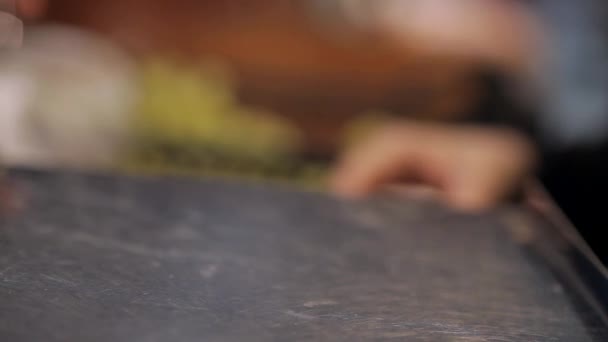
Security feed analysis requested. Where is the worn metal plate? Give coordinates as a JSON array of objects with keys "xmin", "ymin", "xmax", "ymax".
[{"xmin": 0, "ymin": 170, "xmax": 606, "ymax": 341}]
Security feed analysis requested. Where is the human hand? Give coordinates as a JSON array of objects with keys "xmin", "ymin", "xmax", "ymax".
[{"xmin": 331, "ymin": 120, "xmax": 537, "ymax": 212}]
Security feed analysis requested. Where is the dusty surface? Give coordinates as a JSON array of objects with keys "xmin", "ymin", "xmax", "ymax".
[{"xmin": 0, "ymin": 170, "xmax": 606, "ymax": 341}]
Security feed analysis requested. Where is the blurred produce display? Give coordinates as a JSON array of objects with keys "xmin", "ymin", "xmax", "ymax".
[
  {"xmin": 46, "ymin": 0, "xmax": 480, "ymax": 153},
  {"xmin": 126, "ymin": 59, "xmax": 327, "ymax": 188},
  {"xmin": 134, "ymin": 61, "xmax": 301, "ymax": 159},
  {"xmin": 1, "ymin": 1, "xmax": 489, "ymax": 187}
]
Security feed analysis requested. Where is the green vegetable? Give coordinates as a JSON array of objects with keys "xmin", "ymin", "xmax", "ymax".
[{"xmin": 123, "ymin": 59, "xmax": 327, "ymax": 188}]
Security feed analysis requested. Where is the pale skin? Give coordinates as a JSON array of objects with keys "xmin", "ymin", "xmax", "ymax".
[{"xmin": 331, "ymin": 121, "xmax": 538, "ymax": 212}]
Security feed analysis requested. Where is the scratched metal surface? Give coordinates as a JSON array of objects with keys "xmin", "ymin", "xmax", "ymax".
[{"xmin": 0, "ymin": 170, "xmax": 606, "ymax": 341}]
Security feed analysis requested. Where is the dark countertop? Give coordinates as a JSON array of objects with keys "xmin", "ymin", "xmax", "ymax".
[{"xmin": 0, "ymin": 170, "xmax": 606, "ymax": 341}]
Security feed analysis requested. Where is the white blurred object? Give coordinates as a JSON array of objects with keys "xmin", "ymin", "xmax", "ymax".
[
  {"xmin": 0, "ymin": 25, "xmax": 138, "ymax": 169},
  {"xmin": 0, "ymin": 8, "xmax": 22, "ymax": 48}
]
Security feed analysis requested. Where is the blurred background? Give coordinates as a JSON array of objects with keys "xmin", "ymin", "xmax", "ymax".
[
  {"xmin": 0, "ymin": 0, "xmax": 539, "ymax": 183},
  {"xmin": 4, "ymin": 0, "xmax": 607, "ymax": 261}
]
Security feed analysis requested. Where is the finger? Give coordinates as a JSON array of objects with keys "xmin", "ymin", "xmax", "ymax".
[
  {"xmin": 444, "ymin": 166, "xmax": 510, "ymax": 212},
  {"xmin": 442, "ymin": 130, "xmax": 537, "ymax": 211},
  {"xmin": 331, "ymin": 130, "xmax": 410, "ymax": 197},
  {"xmin": 331, "ymin": 124, "xmax": 446, "ymax": 198}
]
